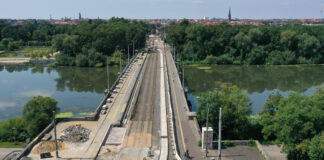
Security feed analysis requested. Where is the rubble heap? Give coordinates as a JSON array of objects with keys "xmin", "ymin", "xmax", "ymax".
[{"xmin": 60, "ymin": 125, "xmax": 91, "ymax": 143}]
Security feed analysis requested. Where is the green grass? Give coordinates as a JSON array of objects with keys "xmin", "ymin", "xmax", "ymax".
[
  {"xmin": 197, "ymin": 66, "xmax": 211, "ymax": 70},
  {"xmin": 187, "ymin": 64, "xmax": 199, "ymax": 67},
  {"xmin": 0, "ymin": 46, "xmax": 51, "ymax": 58},
  {"xmin": 77, "ymin": 112, "xmax": 88, "ymax": 116},
  {"xmin": 56, "ymin": 112, "xmax": 73, "ymax": 118},
  {"xmin": 0, "ymin": 142, "xmax": 23, "ymax": 148},
  {"xmin": 55, "ymin": 112, "xmax": 89, "ymax": 118}
]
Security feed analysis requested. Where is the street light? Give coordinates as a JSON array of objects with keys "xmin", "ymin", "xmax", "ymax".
[
  {"xmin": 53, "ymin": 111, "xmax": 59, "ymax": 158},
  {"xmin": 12, "ymin": 127, "xmax": 16, "ymax": 145}
]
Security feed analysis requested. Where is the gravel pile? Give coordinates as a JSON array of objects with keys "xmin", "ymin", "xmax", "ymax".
[{"xmin": 60, "ymin": 125, "xmax": 91, "ymax": 143}]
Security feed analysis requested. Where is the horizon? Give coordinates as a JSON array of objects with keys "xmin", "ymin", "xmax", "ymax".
[{"xmin": 0, "ymin": 0, "xmax": 323, "ymax": 20}]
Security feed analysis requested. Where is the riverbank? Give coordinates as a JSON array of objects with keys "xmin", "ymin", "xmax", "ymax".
[{"xmin": 0, "ymin": 57, "xmax": 55, "ymax": 64}]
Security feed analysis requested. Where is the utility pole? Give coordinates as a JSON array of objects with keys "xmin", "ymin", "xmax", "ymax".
[
  {"xmin": 120, "ymin": 50, "xmax": 122, "ymax": 74},
  {"xmin": 12, "ymin": 127, "xmax": 16, "ymax": 145},
  {"xmin": 218, "ymin": 107, "xmax": 222, "ymax": 160},
  {"xmin": 205, "ymin": 103, "xmax": 210, "ymax": 157},
  {"xmin": 128, "ymin": 44, "xmax": 130, "ymax": 64},
  {"xmin": 53, "ymin": 111, "xmax": 59, "ymax": 158},
  {"xmin": 182, "ymin": 63, "xmax": 184, "ymax": 87},
  {"xmin": 133, "ymin": 41, "xmax": 135, "ymax": 58},
  {"xmin": 107, "ymin": 62, "xmax": 110, "ymax": 92}
]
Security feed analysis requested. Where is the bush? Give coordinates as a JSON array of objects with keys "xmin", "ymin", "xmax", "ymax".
[
  {"xmin": 247, "ymin": 139, "xmax": 256, "ymax": 147},
  {"xmin": 55, "ymin": 54, "xmax": 75, "ymax": 66},
  {"xmin": 198, "ymin": 140, "xmax": 202, "ymax": 147},
  {"xmin": 223, "ymin": 141, "xmax": 236, "ymax": 147},
  {"xmin": 75, "ymin": 54, "xmax": 88, "ymax": 67}
]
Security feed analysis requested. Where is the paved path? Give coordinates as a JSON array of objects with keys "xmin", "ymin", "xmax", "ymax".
[
  {"xmin": 0, "ymin": 148, "xmax": 23, "ymax": 160},
  {"xmin": 262, "ymin": 145, "xmax": 287, "ymax": 160}
]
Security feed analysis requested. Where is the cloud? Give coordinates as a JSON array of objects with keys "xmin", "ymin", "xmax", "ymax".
[
  {"xmin": 18, "ymin": 89, "xmax": 53, "ymax": 99},
  {"xmin": 0, "ymin": 101, "xmax": 16, "ymax": 110}
]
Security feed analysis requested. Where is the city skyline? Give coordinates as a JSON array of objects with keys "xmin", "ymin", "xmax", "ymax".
[{"xmin": 0, "ymin": 0, "xmax": 323, "ymax": 19}]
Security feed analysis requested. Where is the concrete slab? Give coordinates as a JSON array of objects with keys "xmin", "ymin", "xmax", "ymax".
[
  {"xmin": 106, "ymin": 127, "xmax": 127, "ymax": 145},
  {"xmin": 262, "ymin": 144, "xmax": 287, "ymax": 160}
]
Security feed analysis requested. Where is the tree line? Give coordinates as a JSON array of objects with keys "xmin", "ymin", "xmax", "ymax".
[
  {"xmin": 0, "ymin": 18, "xmax": 154, "ymax": 67},
  {"xmin": 165, "ymin": 19, "xmax": 324, "ymax": 65},
  {"xmin": 197, "ymin": 86, "xmax": 324, "ymax": 160}
]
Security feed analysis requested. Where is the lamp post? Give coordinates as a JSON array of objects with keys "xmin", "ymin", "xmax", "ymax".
[
  {"xmin": 53, "ymin": 111, "xmax": 59, "ymax": 158},
  {"xmin": 218, "ymin": 107, "xmax": 222, "ymax": 160},
  {"xmin": 12, "ymin": 127, "xmax": 16, "ymax": 145},
  {"xmin": 205, "ymin": 103, "xmax": 209, "ymax": 157}
]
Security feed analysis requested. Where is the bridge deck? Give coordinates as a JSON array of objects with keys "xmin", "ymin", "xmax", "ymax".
[{"xmin": 26, "ymin": 54, "xmax": 145, "ymax": 159}]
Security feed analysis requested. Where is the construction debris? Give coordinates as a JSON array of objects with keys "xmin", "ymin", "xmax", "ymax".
[
  {"xmin": 60, "ymin": 125, "xmax": 91, "ymax": 143},
  {"xmin": 34, "ymin": 141, "xmax": 63, "ymax": 154}
]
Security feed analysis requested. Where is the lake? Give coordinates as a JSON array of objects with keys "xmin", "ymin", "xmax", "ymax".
[
  {"xmin": 0, "ymin": 64, "xmax": 119, "ymax": 120},
  {"xmin": 184, "ymin": 65, "xmax": 324, "ymax": 114}
]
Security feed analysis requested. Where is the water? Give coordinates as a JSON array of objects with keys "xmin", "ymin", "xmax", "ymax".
[
  {"xmin": 0, "ymin": 64, "xmax": 119, "ymax": 120},
  {"xmin": 184, "ymin": 65, "xmax": 324, "ymax": 114}
]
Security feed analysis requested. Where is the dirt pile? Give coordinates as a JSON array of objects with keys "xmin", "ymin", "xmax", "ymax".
[
  {"xmin": 60, "ymin": 125, "xmax": 91, "ymax": 143},
  {"xmin": 34, "ymin": 141, "xmax": 63, "ymax": 154}
]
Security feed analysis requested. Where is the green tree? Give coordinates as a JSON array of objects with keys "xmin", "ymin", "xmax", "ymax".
[
  {"xmin": 298, "ymin": 33, "xmax": 320, "ymax": 59},
  {"xmin": 309, "ymin": 133, "xmax": 324, "ymax": 160},
  {"xmin": 22, "ymin": 96, "xmax": 59, "ymax": 138},
  {"xmin": 196, "ymin": 86, "xmax": 252, "ymax": 139},
  {"xmin": 75, "ymin": 54, "xmax": 88, "ymax": 67}
]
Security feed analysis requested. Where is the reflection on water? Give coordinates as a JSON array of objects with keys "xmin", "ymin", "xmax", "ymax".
[
  {"xmin": 0, "ymin": 64, "xmax": 119, "ymax": 120},
  {"xmin": 185, "ymin": 65, "xmax": 324, "ymax": 114}
]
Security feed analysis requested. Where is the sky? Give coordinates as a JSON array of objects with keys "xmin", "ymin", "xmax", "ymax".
[{"xmin": 0, "ymin": 0, "xmax": 323, "ymax": 19}]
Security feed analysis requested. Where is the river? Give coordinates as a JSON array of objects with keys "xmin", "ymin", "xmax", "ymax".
[
  {"xmin": 184, "ymin": 64, "xmax": 324, "ymax": 114},
  {"xmin": 0, "ymin": 64, "xmax": 119, "ymax": 120},
  {"xmin": 2, "ymin": 64, "xmax": 324, "ymax": 120}
]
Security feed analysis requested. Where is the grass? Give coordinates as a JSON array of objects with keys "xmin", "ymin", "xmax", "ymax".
[
  {"xmin": 247, "ymin": 139, "xmax": 257, "ymax": 147},
  {"xmin": 56, "ymin": 112, "xmax": 73, "ymax": 118},
  {"xmin": 0, "ymin": 142, "xmax": 23, "ymax": 148},
  {"xmin": 55, "ymin": 112, "xmax": 89, "ymax": 118},
  {"xmin": 0, "ymin": 46, "xmax": 51, "ymax": 58},
  {"xmin": 197, "ymin": 66, "xmax": 211, "ymax": 70}
]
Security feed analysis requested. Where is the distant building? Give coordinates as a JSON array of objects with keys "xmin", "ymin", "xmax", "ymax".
[{"xmin": 228, "ymin": 8, "xmax": 231, "ymax": 23}]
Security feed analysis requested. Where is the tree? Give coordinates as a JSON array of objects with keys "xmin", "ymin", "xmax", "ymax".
[
  {"xmin": 298, "ymin": 33, "xmax": 320, "ymax": 59},
  {"xmin": 248, "ymin": 28, "xmax": 264, "ymax": 45},
  {"xmin": 75, "ymin": 54, "xmax": 88, "ymax": 67},
  {"xmin": 309, "ymin": 133, "xmax": 324, "ymax": 160},
  {"xmin": 22, "ymin": 96, "xmax": 59, "ymax": 138},
  {"xmin": 234, "ymin": 32, "xmax": 252, "ymax": 61},
  {"xmin": 246, "ymin": 45, "xmax": 267, "ymax": 64},
  {"xmin": 260, "ymin": 88, "xmax": 324, "ymax": 159},
  {"xmin": 196, "ymin": 86, "xmax": 252, "ymax": 139}
]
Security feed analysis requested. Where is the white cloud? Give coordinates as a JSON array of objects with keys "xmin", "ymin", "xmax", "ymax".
[{"xmin": 0, "ymin": 101, "xmax": 16, "ymax": 110}]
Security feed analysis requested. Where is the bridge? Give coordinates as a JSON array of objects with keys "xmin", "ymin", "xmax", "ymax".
[{"xmin": 16, "ymin": 36, "xmax": 203, "ymax": 160}]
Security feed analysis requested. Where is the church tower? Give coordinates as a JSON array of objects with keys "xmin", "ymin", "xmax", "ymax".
[
  {"xmin": 79, "ymin": 12, "xmax": 82, "ymax": 21},
  {"xmin": 228, "ymin": 8, "xmax": 231, "ymax": 23}
]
